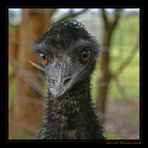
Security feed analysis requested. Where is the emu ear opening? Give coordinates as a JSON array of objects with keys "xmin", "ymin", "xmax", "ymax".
[{"xmin": 28, "ymin": 60, "xmax": 44, "ymax": 71}]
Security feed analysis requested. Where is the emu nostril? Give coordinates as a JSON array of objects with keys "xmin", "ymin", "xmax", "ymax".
[
  {"xmin": 48, "ymin": 79, "xmax": 55, "ymax": 88},
  {"xmin": 63, "ymin": 78, "xmax": 71, "ymax": 85}
]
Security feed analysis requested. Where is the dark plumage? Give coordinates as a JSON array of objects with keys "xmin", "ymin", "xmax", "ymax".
[{"xmin": 32, "ymin": 20, "xmax": 104, "ymax": 139}]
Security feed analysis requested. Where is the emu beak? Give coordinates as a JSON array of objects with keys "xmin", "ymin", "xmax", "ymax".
[{"xmin": 46, "ymin": 59, "xmax": 73, "ymax": 98}]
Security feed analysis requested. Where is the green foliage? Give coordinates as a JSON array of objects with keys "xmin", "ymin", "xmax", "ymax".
[
  {"xmin": 109, "ymin": 53, "xmax": 139, "ymax": 101},
  {"xmin": 91, "ymin": 14, "xmax": 139, "ymax": 102},
  {"xmin": 9, "ymin": 65, "xmax": 16, "ymax": 109},
  {"xmin": 105, "ymin": 133, "xmax": 126, "ymax": 139},
  {"xmin": 16, "ymin": 130, "xmax": 35, "ymax": 139}
]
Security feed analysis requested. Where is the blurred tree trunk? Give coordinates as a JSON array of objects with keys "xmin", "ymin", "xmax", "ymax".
[
  {"xmin": 9, "ymin": 8, "xmax": 88, "ymax": 139},
  {"xmin": 96, "ymin": 9, "xmax": 121, "ymax": 123},
  {"xmin": 9, "ymin": 26, "xmax": 20, "ymax": 81},
  {"xmin": 9, "ymin": 9, "xmax": 55, "ymax": 139}
]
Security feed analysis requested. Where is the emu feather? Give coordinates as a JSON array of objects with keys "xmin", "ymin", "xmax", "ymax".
[{"xmin": 31, "ymin": 20, "xmax": 104, "ymax": 139}]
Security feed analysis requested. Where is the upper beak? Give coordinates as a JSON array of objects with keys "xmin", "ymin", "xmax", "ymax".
[{"xmin": 46, "ymin": 59, "xmax": 73, "ymax": 98}]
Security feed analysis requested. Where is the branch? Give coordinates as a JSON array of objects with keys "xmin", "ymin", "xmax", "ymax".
[
  {"xmin": 110, "ymin": 9, "xmax": 122, "ymax": 32},
  {"xmin": 112, "ymin": 39, "xmax": 139, "ymax": 78},
  {"xmin": 56, "ymin": 9, "xmax": 88, "ymax": 23},
  {"xmin": 101, "ymin": 9, "xmax": 109, "ymax": 31},
  {"xmin": 101, "ymin": 9, "xmax": 122, "ymax": 33},
  {"xmin": 114, "ymin": 76, "xmax": 127, "ymax": 99}
]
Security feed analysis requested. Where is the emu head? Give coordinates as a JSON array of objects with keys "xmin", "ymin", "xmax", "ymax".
[{"xmin": 30, "ymin": 20, "xmax": 99, "ymax": 98}]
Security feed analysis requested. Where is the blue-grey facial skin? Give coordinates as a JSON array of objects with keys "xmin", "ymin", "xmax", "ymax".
[{"xmin": 44, "ymin": 54, "xmax": 88, "ymax": 98}]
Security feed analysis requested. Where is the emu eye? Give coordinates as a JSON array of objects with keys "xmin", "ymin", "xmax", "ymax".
[
  {"xmin": 40, "ymin": 53, "xmax": 48, "ymax": 64},
  {"xmin": 80, "ymin": 50, "xmax": 91, "ymax": 62}
]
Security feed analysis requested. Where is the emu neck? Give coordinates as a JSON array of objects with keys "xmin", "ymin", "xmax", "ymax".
[
  {"xmin": 48, "ymin": 77, "xmax": 92, "ymax": 119},
  {"xmin": 39, "ymin": 77, "xmax": 103, "ymax": 139}
]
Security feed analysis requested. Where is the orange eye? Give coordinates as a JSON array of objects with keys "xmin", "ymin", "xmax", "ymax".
[
  {"xmin": 40, "ymin": 54, "xmax": 48, "ymax": 64},
  {"xmin": 80, "ymin": 50, "xmax": 91, "ymax": 62}
]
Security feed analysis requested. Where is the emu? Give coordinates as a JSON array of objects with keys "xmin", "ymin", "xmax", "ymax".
[{"xmin": 30, "ymin": 20, "xmax": 104, "ymax": 139}]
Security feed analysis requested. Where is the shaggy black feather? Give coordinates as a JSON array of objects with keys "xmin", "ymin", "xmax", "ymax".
[{"xmin": 33, "ymin": 20, "xmax": 104, "ymax": 139}]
